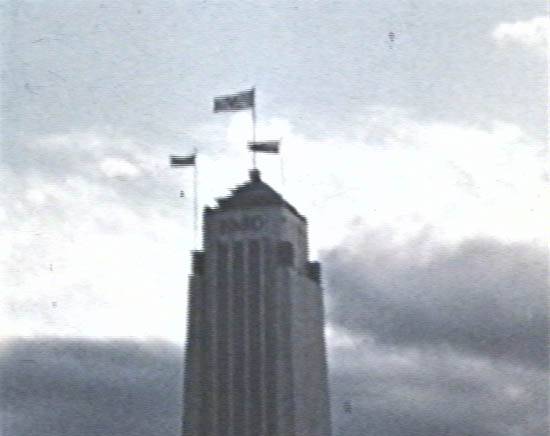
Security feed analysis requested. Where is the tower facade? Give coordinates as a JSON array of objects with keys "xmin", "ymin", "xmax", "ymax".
[{"xmin": 183, "ymin": 169, "xmax": 331, "ymax": 436}]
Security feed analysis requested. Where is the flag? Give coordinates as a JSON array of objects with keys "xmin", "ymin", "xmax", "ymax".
[
  {"xmin": 170, "ymin": 154, "xmax": 196, "ymax": 167},
  {"xmin": 214, "ymin": 89, "xmax": 255, "ymax": 112},
  {"xmin": 248, "ymin": 140, "xmax": 280, "ymax": 153}
]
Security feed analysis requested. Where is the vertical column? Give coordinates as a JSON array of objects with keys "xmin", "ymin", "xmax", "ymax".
[
  {"xmin": 263, "ymin": 238, "xmax": 279, "ymax": 436},
  {"xmin": 259, "ymin": 240, "xmax": 268, "ymax": 436},
  {"xmin": 231, "ymin": 241, "xmax": 246, "ymax": 436},
  {"xmin": 183, "ymin": 274, "xmax": 202, "ymax": 436},
  {"xmin": 216, "ymin": 243, "xmax": 230, "ymax": 433},
  {"xmin": 247, "ymin": 239, "xmax": 264, "ymax": 435},
  {"xmin": 198, "ymin": 263, "xmax": 215, "ymax": 435},
  {"xmin": 226, "ymin": 244, "xmax": 235, "ymax": 436},
  {"xmin": 277, "ymin": 264, "xmax": 296, "ymax": 436}
]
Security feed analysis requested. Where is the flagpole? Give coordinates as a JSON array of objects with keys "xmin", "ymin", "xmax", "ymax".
[
  {"xmin": 279, "ymin": 137, "xmax": 285, "ymax": 188},
  {"xmin": 193, "ymin": 147, "xmax": 198, "ymax": 250},
  {"xmin": 252, "ymin": 87, "xmax": 257, "ymax": 170}
]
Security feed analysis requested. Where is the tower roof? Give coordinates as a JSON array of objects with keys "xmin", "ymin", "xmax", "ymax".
[{"xmin": 208, "ymin": 169, "xmax": 306, "ymax": 222}]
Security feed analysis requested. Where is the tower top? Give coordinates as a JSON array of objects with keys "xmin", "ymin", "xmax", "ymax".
[{"xmin": 206, "ymin": 169, "xmax": 305, "ymax": 222}]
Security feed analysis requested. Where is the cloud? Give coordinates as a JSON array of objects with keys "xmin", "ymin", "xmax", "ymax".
[
  {"xmin": 272, "ymin": 115, "xmax": 546, "ymax": 249},
  {"xmin": 493, "ymin": 16, "xmax": 549, "ymax": 51},
  {"xmin": 324, "ymin": 231, "xmax": 548, "ymax": 435},
  {"xmin": 99, "ymin": 157, "xmax": 141, "ymax": 179},
  {"xmin": 1, "ymin": 110, "xmax": 546, "ymax": 340},
  {"xmin": 0, "ymin": 131, "xmax": 199, "ymax": 340},
  {"xmin": 1, "ymin": 333, "xmax": 546, "ymax": 436},
  {"xmin": 323, "ymin": 232, "xmax": 548, "ymax": 370},
  {"xmin": 0, "ymin": 338, "xmax": 183, "ymax": 436},
  {"xmin": 329, "ymin": 338, "xmax": 548, "ymax": 436}
]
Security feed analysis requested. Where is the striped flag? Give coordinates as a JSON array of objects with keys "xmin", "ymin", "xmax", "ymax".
[
  {"xmin": 214, "ymin": 89, "xmax": 255, "ymax": 112},
  {"xmin": 170, "ymin": 154, "xmax": 196, "ymax": 167},
  {"xmin": 248, "ymin": 140, "xmax": 280, "ymax": 154}
]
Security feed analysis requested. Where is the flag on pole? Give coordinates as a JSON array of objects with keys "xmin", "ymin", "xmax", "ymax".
[
  {"xmin": 214, "ymin": 89, "xmax": 255, "ymax": 112},
  {"xmin": 170, "ymin": 154, "xmax": 196, "ymax": 167},
  {"xmin": 248, "ymin": 140, "xmax": 280, "ymax": 153}
]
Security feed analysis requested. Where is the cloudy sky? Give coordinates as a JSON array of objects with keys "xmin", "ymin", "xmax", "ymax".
[{"xmin": 1, "ymin": 1, "xmax": 547, "ymax": 435}]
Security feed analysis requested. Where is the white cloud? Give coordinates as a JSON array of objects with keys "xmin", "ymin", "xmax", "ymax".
[
  {"xmin": 2, "ymin": 205, "xmax": 191, "ymax": 342},
  {"xmin": 99, "ymin": 157, "xmax": 141, "ymax": 179},
  {"xmin": 1, "ymin": 133, "xmax": 194, "ymax": 342},
  {"xmin": 492, "ymin": 16, "xmax": 549, "ymax": 51},
  {"xmin": 2, "ymin": 110, "xmax": 546, "ymax": 340},
  {"xmin": 238, "ymin": 113, "xmax": 546, "ymax": 251}
]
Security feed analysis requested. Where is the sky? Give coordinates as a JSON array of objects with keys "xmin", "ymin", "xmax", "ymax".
[{"xmin": 0, "ymin": 1, "xmax": 548, "ymax": 435}]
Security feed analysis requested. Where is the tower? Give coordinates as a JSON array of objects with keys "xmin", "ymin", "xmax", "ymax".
[{"xmin": 183, "ymin": 169, "xmax": 331, "ymax": 436}]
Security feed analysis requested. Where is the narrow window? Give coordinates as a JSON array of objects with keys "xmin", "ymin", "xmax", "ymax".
[{"xmin": 277, "ymin": 241, "xmax": 294, "ymax": 267}]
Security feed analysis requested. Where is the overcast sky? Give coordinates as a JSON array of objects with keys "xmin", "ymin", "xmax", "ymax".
[{"xmin": 1, "ymin": 1, "xmax": 547, "ymax": 435}]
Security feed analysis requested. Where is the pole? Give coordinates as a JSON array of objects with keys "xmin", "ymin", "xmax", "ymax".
[
  {"xmin": 252, "ymin": 100, "xmax": 257, "ymax": 170},
  {"xmin": 193, "ymin": 147, "xmax": 198, "ymax": 250},
  {"xmin": 279, "ymin": 137, "xmax": 285, "ymax": 188}
]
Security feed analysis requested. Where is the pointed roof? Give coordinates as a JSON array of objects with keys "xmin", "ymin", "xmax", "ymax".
[{"xmin": 207, "ymin": 169, "xmax": 306, "ymax": 222}]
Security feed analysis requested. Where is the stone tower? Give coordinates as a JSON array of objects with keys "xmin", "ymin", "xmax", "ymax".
[{"xmin": 183, "ymin": 169, "xmax": 331, "ymax": 436}]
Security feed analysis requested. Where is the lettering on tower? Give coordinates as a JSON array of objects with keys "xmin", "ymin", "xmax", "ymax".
[{"xmin": 219, "ymin": 214, "xmax": 266, "ymax": 234}]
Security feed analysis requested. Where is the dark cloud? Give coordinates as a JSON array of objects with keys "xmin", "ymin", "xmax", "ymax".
[
  {"xmin": 2, "ymin": 329, "xmax": 547, "ymax": 436},
  {"xmin": 329, "ymin": 349, "xmax": 548, "ymax": 436},
  {"xmin": 0, "ymin": 338, "xmax": 183, "ymax": 436},
  {"xmin": 324, "ymin": 230, "xmax": 549, "ymax": 435},
  {"xmin": 323, "ymin": 232, "xmax": 548, "ymax": 369}
]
